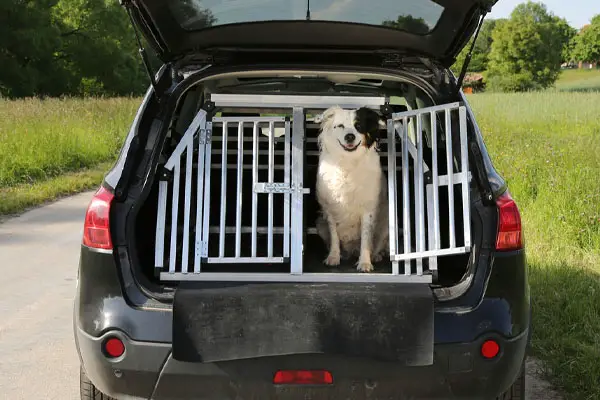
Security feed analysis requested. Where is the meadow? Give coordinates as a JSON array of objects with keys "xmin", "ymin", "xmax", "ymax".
[
  {"xmin": 554, "ymin": 68, "xmax": 600, "ymax": 92},
  {"xmin": 0, "ymin": 97, "xmax": 139, "ymax": 214},
  {"xmin": 468, "ymin": 91, "xmax": 600, "ymax": 399},
  {"xmin": 1, "ymin": 78, "xmax": 600, "ymax": 398}
]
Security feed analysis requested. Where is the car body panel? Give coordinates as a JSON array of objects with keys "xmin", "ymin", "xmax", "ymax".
[
  {"xmin": 75, "ymin": 246, "xmax": 529, "ymax": 399},
  {"xmin": 75, "ymin": 246, "xmax": 529, "ymax": 345},
  {"xmin": 126, "ymin": 0, "xmax": 499, "ymax": 66},
  {"xmin": 74, "ymin": 59, "xmax": 529, "ymax": 399}
]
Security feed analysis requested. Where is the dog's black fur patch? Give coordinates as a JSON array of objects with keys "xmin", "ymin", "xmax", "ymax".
[{"xmin": 354, "ymin": 107, "xmax": 383, "ymax": 148}]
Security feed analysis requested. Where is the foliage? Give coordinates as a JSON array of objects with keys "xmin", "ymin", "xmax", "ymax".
[
  {"xmin": 169, "ymin": 0, "xmax": 218, "ymax": 30},
  {"xmin": 0, "ymin": 0, "xmax": 147, "ymax": 98},
  {"xmin": 486, "ymin": 1, "xmax": 576, "ymax": 92},
  {"xmin": 52, "ymin": 0, "xmax": 149, "ymax": 96},
  {"xmin": 382, "ymin": 15, "xmax": 430, "ymax": 35},
  {"xmin": 569, "ymin": 14, "xmax": 600, "ymax": 63},
  {"xmin": 0, "ymin": 0, "xmax": 65, "ymax": 97},
  {"xmin": 452, "ymin": 19, "xmax": 502, "ymax": 74}
]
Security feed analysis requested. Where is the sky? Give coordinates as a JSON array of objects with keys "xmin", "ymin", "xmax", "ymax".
[{"xmin": 488, "ymin": 0, "xmax": 600, "ymax": 28}]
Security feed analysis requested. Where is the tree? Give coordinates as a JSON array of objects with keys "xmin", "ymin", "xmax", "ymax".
[
  {"xmin": 52, "ymin": 0, "xmax": 148, "ymax": 96},
  {"xmin": 569, "ymin": 15, "xmax": 600, "ymax": 64},
  {"xmin": 486, "ymin": 1, "xmax": 576, "ymax": 92},
  {"xmin": 382, "ymin": 15, "xmax": 430, "ymax": 35},
  {"xmin": 451, "ymin": 19, "xmax": 502, "ymax": 74},
  {"xmin": 0, "ymin": 0, "xmax": 221, "ymax": 98},
  {"xmin": 0, "ymin": 0, "xmax": 66, "ymax": 97},
  {"xmin": 169, "ymin": 0, "xmax": 218, "ymax": 30},
  {"xmin": 555, "ymin": 18, "xmax": 579, "ymax": 63}
]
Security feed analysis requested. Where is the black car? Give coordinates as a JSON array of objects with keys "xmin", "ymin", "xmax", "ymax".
[{"xmin": 74, "ymin": 0, "xmax": 530, "ymax": 399}]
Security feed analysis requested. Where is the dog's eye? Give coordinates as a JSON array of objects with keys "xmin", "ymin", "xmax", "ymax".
[
  {"xmin": 354, "ymin": 123, "xmax": 362, "ymax": 132},
  {"xmin": 335, "ymin": 124, "xmax": 345, "ymax": 129}
]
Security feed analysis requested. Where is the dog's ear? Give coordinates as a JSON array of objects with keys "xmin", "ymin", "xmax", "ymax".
[
  {"xmin": 316, "ymin": 106, "xmax": 342, "ymax": 128},
  {"xmin": 355, "ymin": 107, "xmax": 385, "ymax": 148}
]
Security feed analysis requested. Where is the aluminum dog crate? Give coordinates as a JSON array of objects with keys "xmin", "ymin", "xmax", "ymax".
[{"xmin": 154, "ymin": 94, "xmax": 471, "ymax": 283}]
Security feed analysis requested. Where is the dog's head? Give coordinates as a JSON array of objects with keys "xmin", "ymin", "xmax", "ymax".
[{"xmin": 317, "ymin": 106, "xmax": 385, "ymax": 157}]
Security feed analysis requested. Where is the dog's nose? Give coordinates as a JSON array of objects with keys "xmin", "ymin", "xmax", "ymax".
[{"xmin": 344, "ymin": 133, "xmax": 356, "ymax": 143}]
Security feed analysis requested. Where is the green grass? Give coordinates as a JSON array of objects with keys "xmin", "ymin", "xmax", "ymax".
[
  {"xmin": 468, "ymin": 91, "xmax": 600, "ymax": 400},
  {"xmin": 555, "ymin": 68, "xmax": 600, "ymax": 92},
  {"xmin": 0, "ymin": 162, "xmax": 112, "ymax": 217},
  {"xmin": 0, "ymin": 97, "xmax": 138, "ymax": 187}
]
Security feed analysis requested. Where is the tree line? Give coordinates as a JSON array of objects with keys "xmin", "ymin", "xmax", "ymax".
[
  {"xmin": 0, "ymin": 0, "xmax": 149, "ymax": 98},
  {"xmin": 452, "ymin": 2, "xmax": 600, "ymax": 92},
  {"xmin": 1, "ymin": 0, "xmax": 598, "ymax": 98}
]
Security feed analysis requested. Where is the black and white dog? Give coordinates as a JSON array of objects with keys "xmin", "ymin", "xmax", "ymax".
[{"xmin": 315, "ymin": 106, "xmax": 389, "ymax": 272}]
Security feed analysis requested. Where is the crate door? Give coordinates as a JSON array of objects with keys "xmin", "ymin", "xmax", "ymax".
[{"xmin": 201, "ymin": 117, "xmax": 292, "ymax": 264}]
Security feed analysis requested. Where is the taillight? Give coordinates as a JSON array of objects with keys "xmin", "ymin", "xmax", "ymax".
[
  {"xmin": 82, "ymin": 186, "xmax": 114, "ymax": 250},
  {"xmin": 273, "ymin": 370, "xmax": 333, "ymax": 385},
  {"xmin": 495, "ymin": 190, "xmax": 523, "ymax": 251},
  {"xmin": 103, "ymin": 337, "xmax": 125, "ymax": 358},
  {"xmin": 481, "ymin": 339, "xmax": 500, "ymax": 359}
]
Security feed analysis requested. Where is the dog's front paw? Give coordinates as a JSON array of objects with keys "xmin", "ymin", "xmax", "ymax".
[
  {"xmin": 324, "ymin": 253, "xmax": 341, "ymax": 266},
  {"xmin": 356, "ymin": 261, "xmax": 374, "ymax": 273}
]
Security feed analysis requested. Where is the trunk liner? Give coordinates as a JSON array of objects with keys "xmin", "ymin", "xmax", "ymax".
[{"xmin": 172, "ymin": 282, "xmax": 433, "ymax": 365}]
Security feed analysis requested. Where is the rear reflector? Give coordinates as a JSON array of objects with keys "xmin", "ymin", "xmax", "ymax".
[
  {"xmin": 481, "ymin": 340, "xmax": 500, "ymax": 359},
  {"xmin": 495, "ymin": 190, "xmax": 523, "ymax": 251},
  {"xmin": 82, "ymin": 186, "xmax": 114, "ymax": 250},
  {"xmin": 103, "ymin": 337, "xmax": 125, "ymax": 358},
  {"xmin": 273, "ymin": 370, "xmax": 333, "ymax": 385}
]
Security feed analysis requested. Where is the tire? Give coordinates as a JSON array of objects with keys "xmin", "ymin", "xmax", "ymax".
[
  {"xmin": 496, "ymin": 360, "xmax": 526, "ymax": 400},
  {"xmin": 80, "ymin": 366, "xmax": 116, "ymax": 400}
]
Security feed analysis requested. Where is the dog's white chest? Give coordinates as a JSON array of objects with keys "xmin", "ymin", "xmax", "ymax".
[{"xmin": 316, "ymin": 155, "xmax": 382, "ymax": 234}]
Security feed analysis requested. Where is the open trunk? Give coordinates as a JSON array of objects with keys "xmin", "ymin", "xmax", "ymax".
[{"xmin": 132, "ymin": 69, "xmax": 479, "ymax": 288}]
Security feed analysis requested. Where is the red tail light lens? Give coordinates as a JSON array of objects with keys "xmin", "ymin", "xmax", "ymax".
[
  {"xmin": 82, "ymin": 186, "xmax": 114, "ymax": 250},
  {"xmin": 481, "ymin": 339, "xmax": 500, "ymax": 359},
  {"xmin": 495, "ymin": 190, "xmax": 523, "ymax": 251},
  {"xmin": 103, "ymin": 337, "xmax": 125, "ymax": 358},
  {"xmin": 273, "ymin": 370, "xmax": 333, "ymax": 385}
]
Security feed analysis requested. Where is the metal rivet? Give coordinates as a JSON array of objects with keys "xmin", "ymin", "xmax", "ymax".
[{"xmin": 113, "ymin": 369, "xmax": 123, "ymax": 378}]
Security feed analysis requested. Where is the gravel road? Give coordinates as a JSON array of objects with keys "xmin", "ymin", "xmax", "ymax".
[{"xmin": 0, "ymin": 191, "xmax": 562, "ymax": 399}]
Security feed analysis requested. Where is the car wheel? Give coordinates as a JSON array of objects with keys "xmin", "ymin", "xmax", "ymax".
[
  {"xmin": 496, "ymin": 361, "xmax": 526, "ymax": 400},
  {"xmin": 80, "ymin": 366, "xmax": 116, "ymax": 400}
]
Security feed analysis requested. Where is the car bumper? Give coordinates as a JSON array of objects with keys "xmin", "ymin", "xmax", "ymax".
[
  {"xmin": 75, "ymin": 247, "xmax": 530, "ymax": 399},
  {"xmin": 75, "ymin": 325, "xmax": 528, "ymax": 400}
]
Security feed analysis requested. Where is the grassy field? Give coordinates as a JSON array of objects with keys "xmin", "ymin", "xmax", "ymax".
[
  {"xmin": 1, "ymin": 90, "xmax": 599, "ymax": 398},
  {"xmin": 555, "ymin": 68, "xmax": 600, "ymax": 92},
  {"xmin": 0, "ymin": 97, "xmax": 138, "ymax": 187},
  {"xmin": 468, "ymin": 91, "xmax": 600, "ymax": 400},
  {"xmin": 0, "ymin": 97, "xmax": 138, "ymax": 214}
]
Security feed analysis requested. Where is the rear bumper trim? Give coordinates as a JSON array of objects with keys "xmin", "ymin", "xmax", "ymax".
[{"xmin": 75, "ymin": 324, "xmax": 528, "ymax": 400}]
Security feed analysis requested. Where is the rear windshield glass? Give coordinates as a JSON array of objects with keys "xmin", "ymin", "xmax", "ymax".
[{"xmin": 168, "ymin": 0, "xmax": 444, "ymax": 35}]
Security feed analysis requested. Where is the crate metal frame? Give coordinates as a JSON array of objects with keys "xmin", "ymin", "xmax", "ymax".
[
  {"xmin": 154, "ymin": 94, "xmax": 471, "ymax": 283},
  {"xmin": 386, "ymin": 102, "xmax": 472, "ymax": 278}
]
